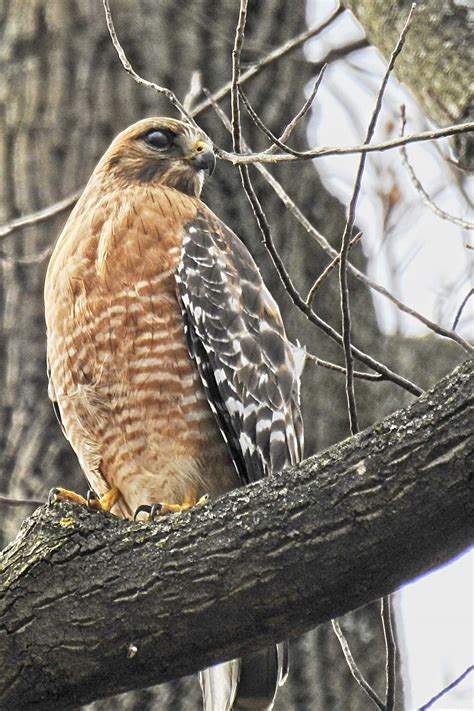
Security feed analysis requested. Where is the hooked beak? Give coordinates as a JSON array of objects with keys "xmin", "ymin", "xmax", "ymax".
[{"xmin": 190, "ymin": 145, "xmax": 216, "ymax": 176}]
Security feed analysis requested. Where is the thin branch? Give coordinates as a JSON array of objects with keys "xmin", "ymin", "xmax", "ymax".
[
  {"xmin": 452, "ymin": 288, "xmax": 474, "ymax": 331},
  {"xmin": 219, "ymin": 121, "xmax": 474, "ymax": 165},
  {"xmin": 265, "ymin": 64, "xmax": 327, "ymax": 154},
  {"xmin": 337, "ymin": 8, "xmax": 416, "ymax": 698},
  {"xmin": 239, "ymin": 77, "xmax": 325, "ymax": 157},
  {"xmin": 305, "ymin": 353, "xmax": 385, "ymax": 382},
  {"xmin": 308, "ymin": 38, "xmax": 369, "ymax": 69},
  {"xmin": 192, "ymin": 5, "xmax": 344, "ymax": 117},
  {"xmin": 419, "ymin": 665, "xmax": 474, "ymax": 711},
  {"xmin": 183, "ymin": 71, "xmax": 202, "ymax": 114},
  {"xmin": 338, "ymin": 2, "xmax": 415, "ymax": 437},
  {"xmin": 0, "ymin": 244, "xmax": 54, "ymax": 265},
  {"xmin": 0, "ymin": 494, "xmax": 44, "ymax": 507},
  {"xmin": 382, "ymin": 597, "xmax": 397, "ymax": 711},
  {"xmin": 336, "ymin": 7, "xmax": 415, "ymax": 696},
  {"xmin": 245, "ymin": 145, "xmax": 472, "ymax": 354},
  {"xmin": 400, "ymin": 106, "xmax": 474, "ymax": 230},
  {"xmin": 332, "ymin": 619, "xmax": 385, "ymax": 711},
  {"xmin": 0, "ymin": 189, "xmax": 81, "ymax": 240},
  {"xmin": 230, "ymin": 0, "xmax": 248, "ymax": 155},
  {"xmin": 101, "ymin": 0, "xmax": 196, "ymax": 125},
  {"xmin": 203, "ymin": 87, "xmax": 424, "ymax": 397},
  {"xmin": 306, "ymin": 233, "xmax": 362, "ymax": 306}
]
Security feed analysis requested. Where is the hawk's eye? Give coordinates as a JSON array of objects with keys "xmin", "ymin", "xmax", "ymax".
[{"xmin": 145, "ymin": 129, "xmax": 174, "ymax": 150}]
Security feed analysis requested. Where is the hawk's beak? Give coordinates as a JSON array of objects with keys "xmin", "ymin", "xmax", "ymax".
[{"xmin": 190, "ymin": 142, "xmax": 216, "ymax": 176}]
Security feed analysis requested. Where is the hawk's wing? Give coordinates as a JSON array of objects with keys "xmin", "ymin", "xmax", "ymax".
[{"xmin": 176, "ymin": 207, "xmax": 304, "ymax": 485}]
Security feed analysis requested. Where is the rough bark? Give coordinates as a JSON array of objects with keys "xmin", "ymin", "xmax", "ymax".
[
  {"xmin": 341, "ymin": 0, "xmax": 474, "ymax": 171},
  {"xmin": 1, "ymin": 360, "xmax": 472, "ymax": 711}
]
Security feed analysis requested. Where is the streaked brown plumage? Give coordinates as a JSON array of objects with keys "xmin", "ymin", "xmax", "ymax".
[{"xmin": 44, "ymin": 117, "xmax": 304, "ymax": 710}]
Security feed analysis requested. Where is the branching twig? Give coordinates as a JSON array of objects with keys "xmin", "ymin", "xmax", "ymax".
[
  {"xmin": 192, "ymin": 5, "xmax": 344, "ymax": 117},
  {"xmin": 306, "ymin": 233, "xmax": 362, "ymax": 306},
  {"xmin": 203, "ymin": 87, "xmax": 424, "ymax": 397},
  {"xmin": 400, "ymin": 106, "xmax": 474, "ymax": 230},
  {"xmin": 332, "ymin": 619, "xmax": 385, "ymax": 711},
  {"xmin": 305, "ymin": 353, "xmax": 385, "ymax": 382},
  {"xmin": 219, "ymin": 121, "xmax": 474, "ymax": 165},
  {"xmin": 102, "ymin": 0, "xmax": 196, "ymax": 125},
  {"xmin": 246, "ymin": 115, "xmax": 472, "ymax": 354},
  {"xmin": 239, "ymin": 80, "xmax": 323, "ymax": 157},
  {"xmin": 338, "ymin": 2, "xmax": 415, "ymax": 437},
  {"xmin": 264, "ymin": 65, "xmax": 327, "ymax": 154},
  {"xmin": 337, "ymin": 8, "xmax": 415, "ymax": 704},
  {"xmin": 419, "ymin": 665, "xmax": 474, "ymax": 711}
]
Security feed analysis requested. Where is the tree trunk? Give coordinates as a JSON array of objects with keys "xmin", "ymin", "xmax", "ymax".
[
  {"xmin": 1, "ymin": 360, "xmax": 471, "ymax": 710},
  {"xmin": 341, "ymin": 0, "xmax": 473, "ymax": 171}
]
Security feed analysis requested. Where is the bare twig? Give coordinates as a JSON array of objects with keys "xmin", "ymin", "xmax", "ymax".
[
  {"xmin": 399, "ymin": 106, "xmax": 474, "ymax": 230},
  {"xmin": 382, "ymin": 597, "xmax": 397, "ymax": 711},
  {"xmin": 203, "ymin": 87, "xmax": 424, "ymax": 397},
  {"xmin": 249, "ymin": 118, "xmax": 472, "ymax": 354},
  {"xmin": 219, "ymin": 121, "xmax": 474, "ymax": 165},
  {"xmin": 305, "ymin": 353, "xmax": 385, "ymax": 381},
  {"xmin": 192, "ymin": 5, "xmax": 344, "ymax": 117},
  {"xmin": 336, "ymin": 8, "xmax": 415, "ymax": 701},
  {"xmin": 0, "ymin": 189, "xmax": 81, "ymax": 240},
  {"xmin": 239, "ymin": 69, "xmax": 327, "ymax": 157},
  {"xmin": 0, "ymin": 494, "xmax": 44, "ymax": 507},
  {"xmin": 419, "ymin": 665, "xmax": 474, "ymax": 711},
  {"xmin": 338, "ymin": 2, "xmax": 415, "ymax": 437},
  {"xmin": 230, "ymin": 0, "xmax": 248, "ymax": 154},
  {"xmin": 183, "ymin": 71, "xmax": 202, "ymax": 114},
  {"xmin": 306, "ymin": 233, "xmax": 362, "ymax": 306},
  {"xmin": 308, "ymin": 38, "xmax": 369, "ymax": 69},
  {"xmin": 452, "ymin": 288, "xmax": 474, "ymax": 331},
  {"xmin": 264, "ymin": 65, "xmax": 327, "ymax": 154},
  {"xmin": 332, "ymin": 619, "xmax": 385, "ymax": 711},
  {"xmin": 101, "ymin": 0, "xmax": 196, "ymax": 125},
  {"xmin": 0, "ymin": 244, "xmax": 54, "ymax": 265}
]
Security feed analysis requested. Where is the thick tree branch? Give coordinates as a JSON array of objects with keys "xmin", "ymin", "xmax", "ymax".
[
  {"xmin": 341, "ymin": 0, "xmax": 473, "ymax": 171},
  {"xmin": 1, "ymin": 360, "xmax": 472, "ymax": 710}
]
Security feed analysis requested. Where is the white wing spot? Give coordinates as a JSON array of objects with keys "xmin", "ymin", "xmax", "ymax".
[
  {"xmin": 239, "ymin": 432, "xmax": 256, "ymax": 454},
  {"xmin": 256, "ymin": 418, "xmax": 271, "ymax": 434}
]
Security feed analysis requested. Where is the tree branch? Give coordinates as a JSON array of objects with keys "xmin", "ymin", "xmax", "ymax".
[{"xmin": 1, "ymin": 360, "xmax": 472, "ymax": 710}]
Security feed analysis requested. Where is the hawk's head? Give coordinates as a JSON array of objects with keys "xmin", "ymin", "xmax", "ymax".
[{"xmin": 100, "ymin": 117, "xmax": 215, "ymax": 197}]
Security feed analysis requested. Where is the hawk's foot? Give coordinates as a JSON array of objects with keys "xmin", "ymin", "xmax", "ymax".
[
  {"xmin": 48, "ymin": 486, "xmax": 121, "ymax": 512},
  {"xmin": 134, "ymin": 494, "xmax": 209, "ymax": 521}
]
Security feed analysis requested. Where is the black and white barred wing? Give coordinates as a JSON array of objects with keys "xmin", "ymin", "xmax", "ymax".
[{"xmin": 176, "ymin": 207, "xmax": 304, "ymax": 484}]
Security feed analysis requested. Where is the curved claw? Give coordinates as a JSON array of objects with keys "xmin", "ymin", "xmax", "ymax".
[
  {"xmin": 86, "ymin": 489, "xmax": 98, "ymax": 507},
  {"xmin": 48, "ymin": 487, "xmax": 60, "ymax": 506},
  {"xmin": 134, "ymin": 503, "xmax": 163, "ymax": 522}
]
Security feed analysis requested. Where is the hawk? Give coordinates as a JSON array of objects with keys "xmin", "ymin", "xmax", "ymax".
[{"xmin": 45, "ymin": 117, "xmax": 304, "ymax": 710}]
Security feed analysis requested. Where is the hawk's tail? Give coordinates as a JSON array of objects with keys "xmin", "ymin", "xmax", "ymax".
[{"xmin": 199, "ymin": 642, "xmax": 289, "ymax": 711}]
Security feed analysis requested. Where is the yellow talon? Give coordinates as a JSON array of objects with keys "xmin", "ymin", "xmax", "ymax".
[
  {"xmin": 48, "ymin": 485, "xmax": 121, "ymax": 512},
  {"xmin": 134, "ymin": 494, "xmax": 209, "ymax": 520}
]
